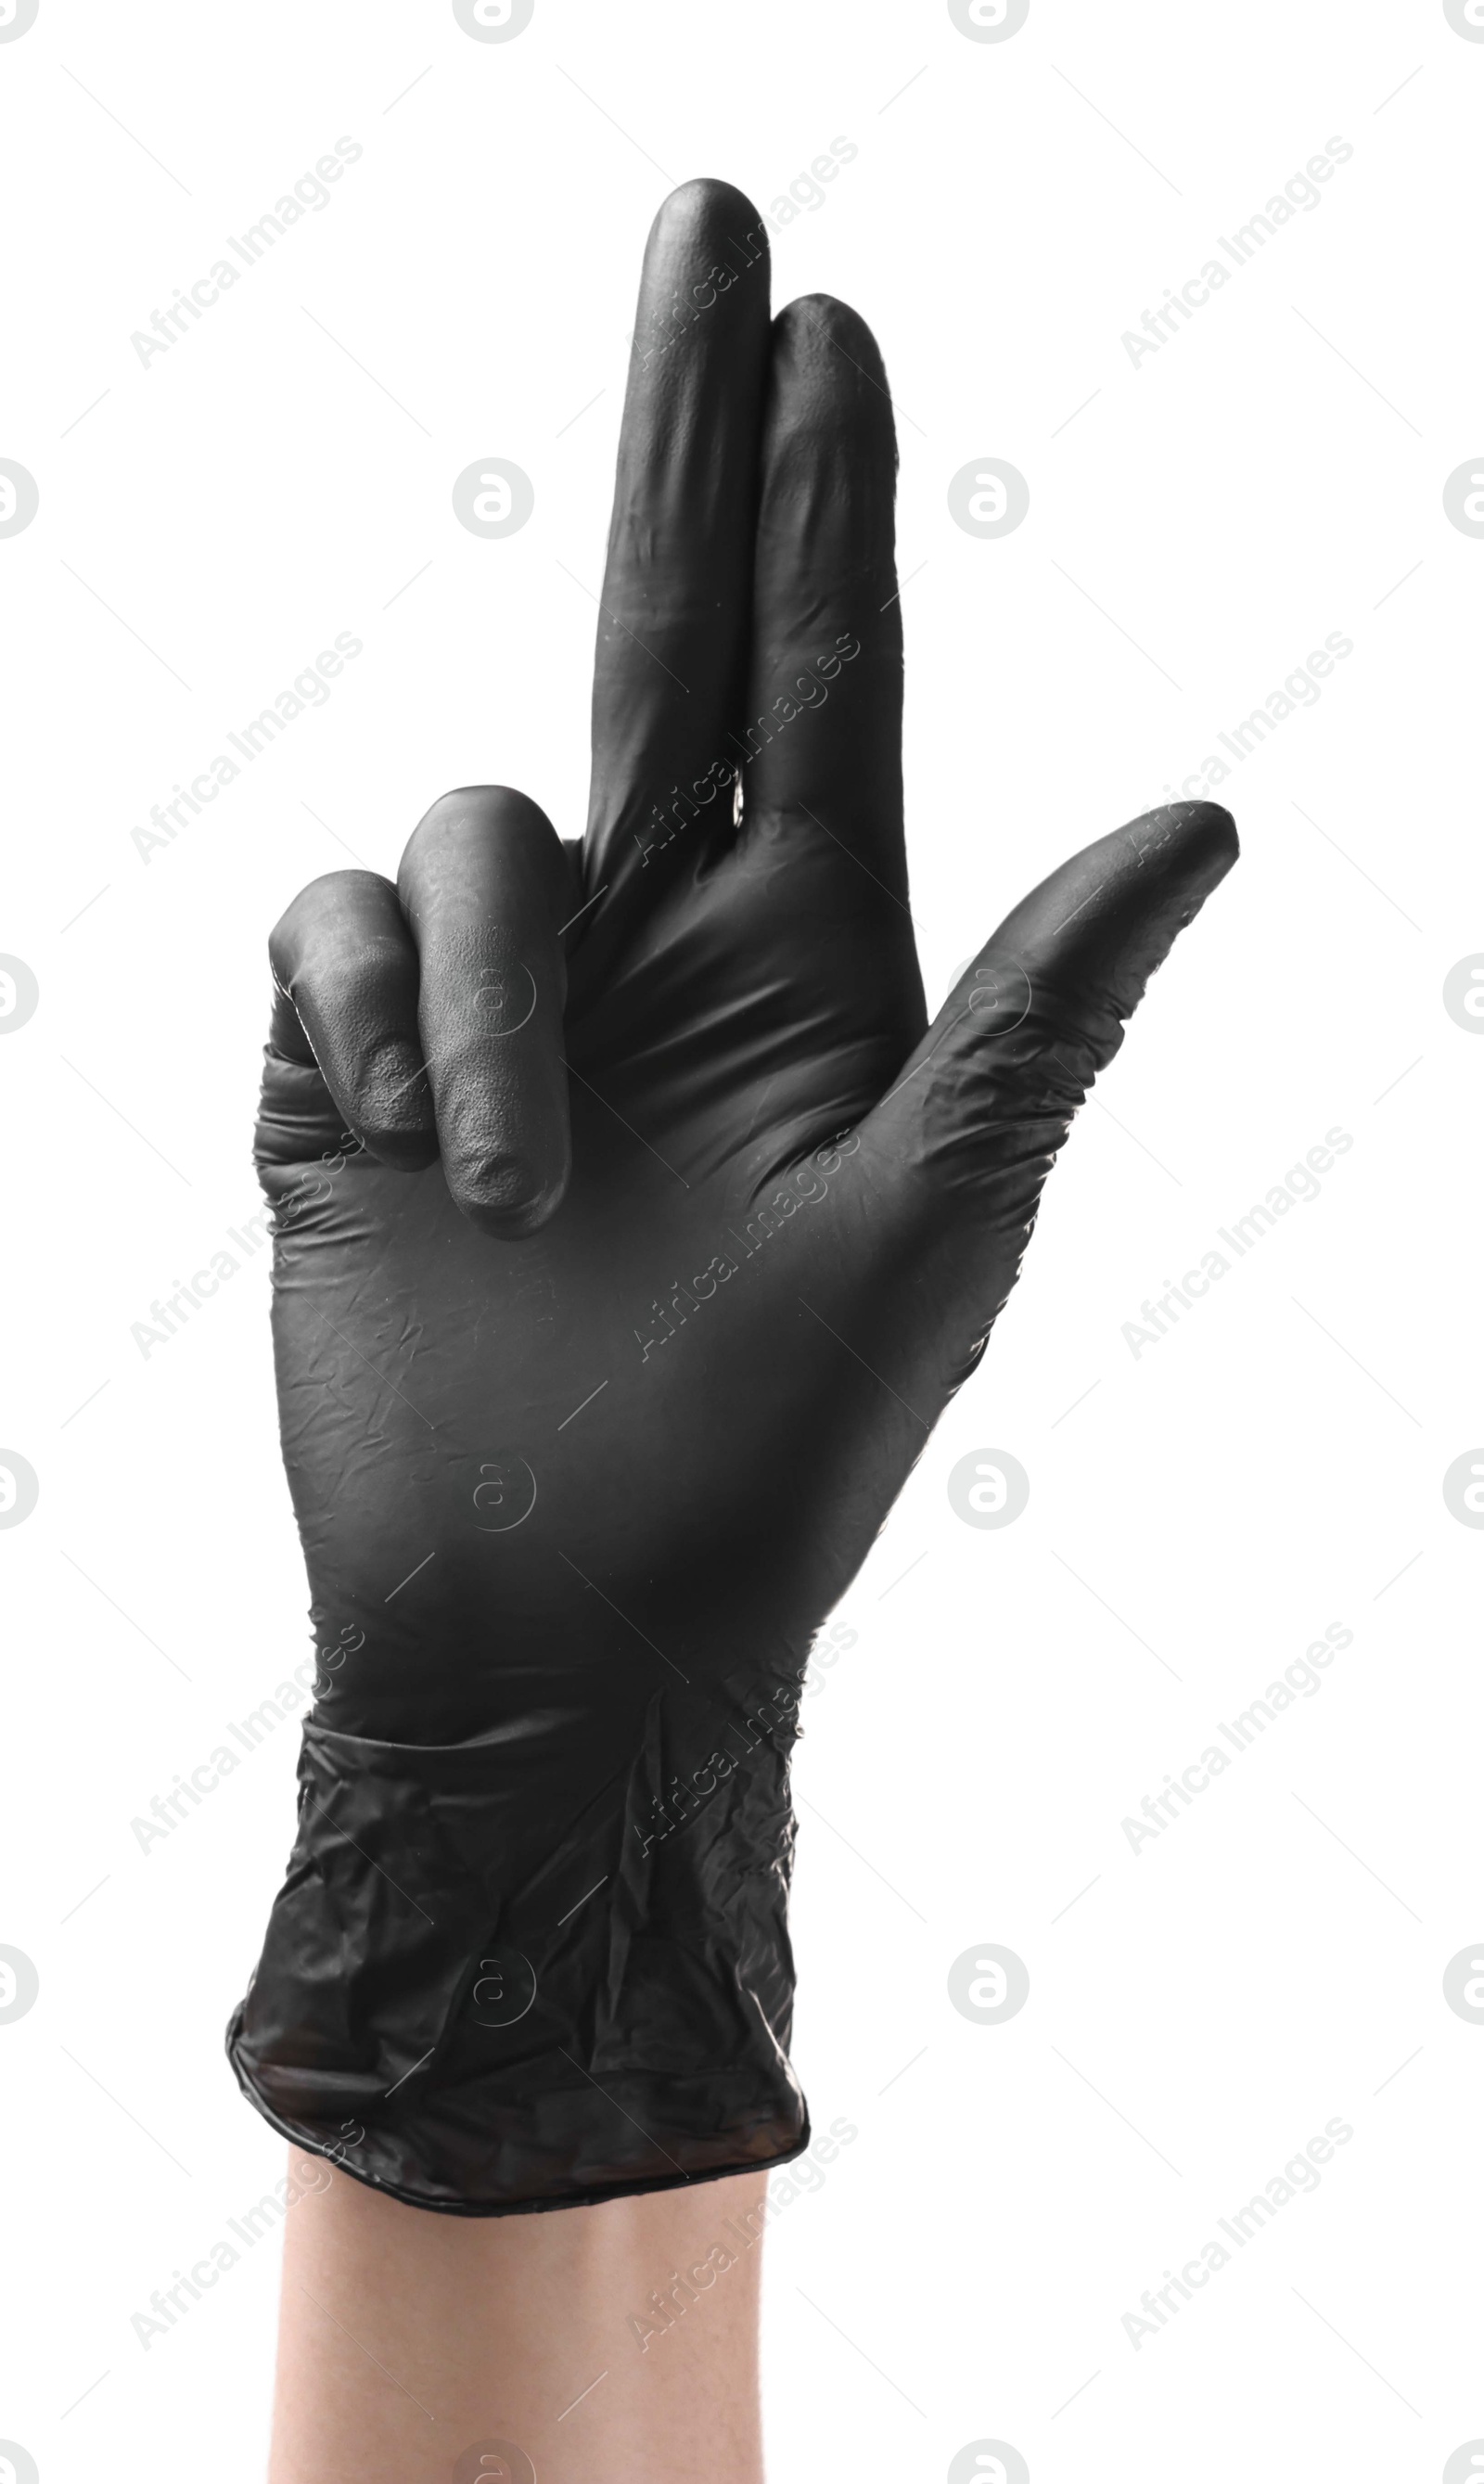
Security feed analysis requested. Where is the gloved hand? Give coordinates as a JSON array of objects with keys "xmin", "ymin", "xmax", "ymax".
[{"xmin": 227, "ymin": 178, "xmax": 1236, "ymax": 2216}]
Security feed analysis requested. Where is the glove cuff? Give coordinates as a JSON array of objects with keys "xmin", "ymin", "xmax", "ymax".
[{"xmin": 227, "ymin": 1689, "xmax": 811, "ymax": 2215}]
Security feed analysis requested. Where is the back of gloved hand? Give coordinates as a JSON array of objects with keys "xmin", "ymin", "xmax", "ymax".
[{"xmin": 228, "ymin": 179, "xmax": 1236, "ymax": 2214}]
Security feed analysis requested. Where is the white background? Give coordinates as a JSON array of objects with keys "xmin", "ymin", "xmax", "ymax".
[{"xmin": 2, "ymin": 1, "xmax": 1480, "ymax": 2478}]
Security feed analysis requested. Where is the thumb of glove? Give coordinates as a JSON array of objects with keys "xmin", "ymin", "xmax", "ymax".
[{"xmin": 856, "ymin": 800, "xmax": 1237, "ymax": 1234}]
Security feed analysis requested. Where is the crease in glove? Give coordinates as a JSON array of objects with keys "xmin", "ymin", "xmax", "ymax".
[
  {"xmin": 224, "ymin": 175, "xmax": 1238, "ymax": 2218},
  {"xmin": 227, "ymin": 1664, "xmax": 811, "ymax": 2214}
]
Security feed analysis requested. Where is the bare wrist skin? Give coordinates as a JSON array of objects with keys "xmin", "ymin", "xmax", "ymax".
[{"xmin": 270, "ymin": 2150, "xmax": 767, "ymax": 2484}]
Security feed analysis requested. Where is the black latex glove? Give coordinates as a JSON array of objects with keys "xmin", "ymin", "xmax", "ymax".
[{"xmin": 227, "ymin": 179, "xmax": 1236, "ymax": 2214}]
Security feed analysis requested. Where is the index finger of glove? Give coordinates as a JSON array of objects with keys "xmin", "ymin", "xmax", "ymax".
[
  {"xmin": 397, "ymin": 787, "xmax": 572, "ymax": 1237},
  {"xmin": 742, "ymin": 296, "xmax": 905, "ymax": 890}
]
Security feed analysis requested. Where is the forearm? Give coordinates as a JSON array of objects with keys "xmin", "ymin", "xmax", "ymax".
[{"xmin": 270, "ymin": 2149, "xmax": 768, "ymax": 2484}]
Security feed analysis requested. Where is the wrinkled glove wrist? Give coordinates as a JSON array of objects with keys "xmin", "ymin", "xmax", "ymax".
[{"xmin": 228, "ymin": 1656, "xmax": 812, "ymax": 2214}]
